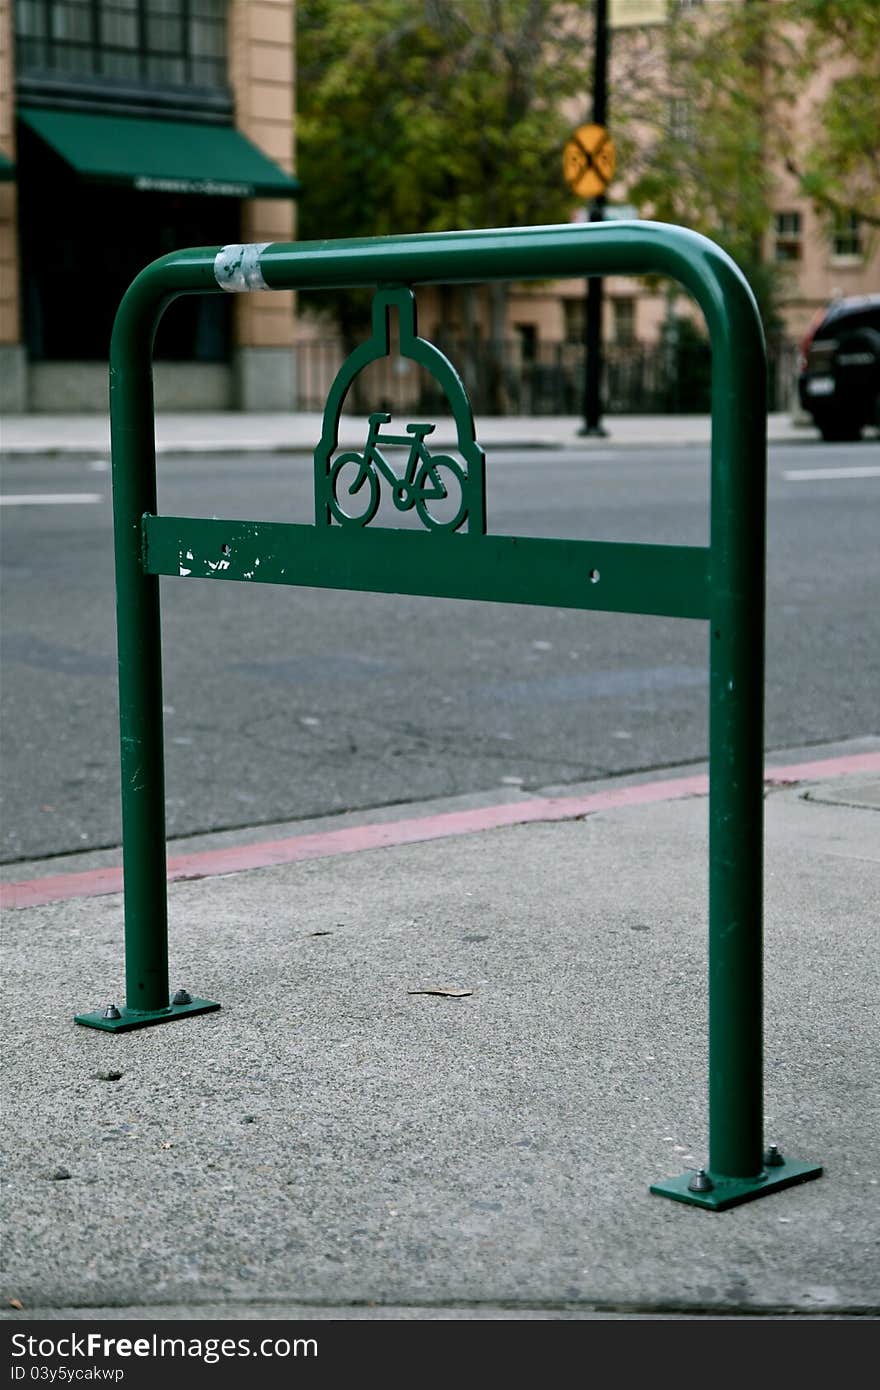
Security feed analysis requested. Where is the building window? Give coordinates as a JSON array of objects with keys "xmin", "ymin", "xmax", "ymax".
[
  {"xmin": 831, "ymin": 212, "xmax": 863, "ymax": 261},
  {"xmin": 564, "ymin": 299, "xmax": 585, "ymax": 344},
  {"xmin": 514, "ymin": 324, "xmax": 537, "ymax": 362},
  {"xmin": 612, "ymin": 298, "xmax": 636, "ymax": 345},
  {"xmin": 668, "ymin": 97, "xmax": 695, "ymax": 142},
  {"xmin": 15, "ymin": 0, "xmax": 228, "ymax": 92},
  {"xmin": 774, "ymin": 211, "xmax": 802, "ymax": 262}
]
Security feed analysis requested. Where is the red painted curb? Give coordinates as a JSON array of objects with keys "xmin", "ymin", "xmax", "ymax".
[{"xmin": 3, "ymin": 751, "xmax": 878, "ymax": 910}]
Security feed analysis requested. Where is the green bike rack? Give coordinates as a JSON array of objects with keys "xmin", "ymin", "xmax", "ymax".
[{"xmin": 75, "ymin": 222, "xmax": 823, "ymax": 1211}]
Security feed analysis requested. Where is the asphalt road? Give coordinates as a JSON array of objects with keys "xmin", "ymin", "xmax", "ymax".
[{"xmin": 1, "ymin": 439, "xmax": 877, "ymax": 863}]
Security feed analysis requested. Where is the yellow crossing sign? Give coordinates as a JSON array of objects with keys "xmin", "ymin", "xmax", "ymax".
[{"xmin": 562, "ymin": 123, "xmax": 616, "ymax": 200}]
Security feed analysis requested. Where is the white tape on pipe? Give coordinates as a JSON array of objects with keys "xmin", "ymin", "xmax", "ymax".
[{"xmin": 214, "ymin": 243, "xmax": 272, "ymax": 292}]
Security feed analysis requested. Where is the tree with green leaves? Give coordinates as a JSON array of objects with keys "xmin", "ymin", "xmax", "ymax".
[
  {"xmin": 786, "ymin": 0, "xmax": 880, "ymax": 228},
  {"xmin": 616, "ymin": 0, "xmax": 796, "ymax": 336},
  {"xmin": 616, "ymin": 0, "xmax": 878, "ymax": 333},
  {"xmin": 296, "ymin": 0, "xmax": 593, "ymax": 407},
  {"xmin": 295, "ymin": 1, "xmax": 877, "ymax": 385}
]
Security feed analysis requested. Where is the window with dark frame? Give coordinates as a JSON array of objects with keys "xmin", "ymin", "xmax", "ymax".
[
  {"xmin": 668, "ymin": 96, "xmax": 695, "ymax": 142},
  {"xmin": 563, "ymin": 299, "xmax": 584, "ymax": 345},
  {"xmin": 14, "ymin": 0, "xmax": 228, "ymax": 92},
  {"xmin": 612, "ymin": 297, "xmax": 635, "ymax": 345},
  {"xmin": 514, "ymin": 323, "xmax": 537, "ymax": 362},
  {"xmin": 773, "ymin": 210, "xmax": 802, "ymax": 262},
  {"xmin": 831, "ymin": 212, "xmax": 863, "ymax": 260}
]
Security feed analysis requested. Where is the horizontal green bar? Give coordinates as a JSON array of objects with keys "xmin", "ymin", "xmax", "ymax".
[{"xmin": 143, "ymin": 517, "xmax": 710, "ymax": 620}]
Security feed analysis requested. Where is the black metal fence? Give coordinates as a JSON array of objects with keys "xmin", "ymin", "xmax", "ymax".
[{"xmin": 292, "ymin": 335, "xmax": 800, "ymax": 417}]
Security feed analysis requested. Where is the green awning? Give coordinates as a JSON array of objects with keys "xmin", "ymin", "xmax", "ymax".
[
  {"xmin": 0, "ymin": 149, "xmax": 14, "ymax": 181},
  {"xmin": 19, "ymin": 108, "xmax": 300, "ymax": 198}
]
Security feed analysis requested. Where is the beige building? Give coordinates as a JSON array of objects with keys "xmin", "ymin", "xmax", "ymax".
[{"xmin": 0, "ymin": 0, "xmax": 298, "ymax": 413}]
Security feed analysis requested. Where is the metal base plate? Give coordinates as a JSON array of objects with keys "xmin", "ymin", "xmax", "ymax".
[
  {"xmin": 74, "ymin": 997, "xmax": 220, "ymax": 1032},
  {"xmin": 650, "ymin": 1158, "xmax": 823, "ymax": 1210}
]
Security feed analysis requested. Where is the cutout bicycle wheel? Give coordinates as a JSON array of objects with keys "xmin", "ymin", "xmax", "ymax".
[
  {"xmin": 414, "ymin": 455, "xmax": 467, "ymax": 531},
  {"xmin": 329, "ymin": 452, "xmax": 380, "ymax": 526}
]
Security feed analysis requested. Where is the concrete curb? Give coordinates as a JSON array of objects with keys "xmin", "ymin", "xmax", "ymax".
[{"xmin": 1, "ymin": 412, "xmax": 821, "ymax": 459}]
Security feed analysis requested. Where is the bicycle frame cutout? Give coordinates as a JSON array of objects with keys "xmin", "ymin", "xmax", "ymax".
[
  {"xmin": 314, "ymin": 285, "xmax": 487, "ymax": 537},
  {"xmin": 329, "ymin": 411, "xmax": 467, "ymax": 530}
]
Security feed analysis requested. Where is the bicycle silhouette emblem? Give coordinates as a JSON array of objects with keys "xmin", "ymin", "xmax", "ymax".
[{"xmin": 329, "ymin": 411, "xmax": 467, "ymax": 530}]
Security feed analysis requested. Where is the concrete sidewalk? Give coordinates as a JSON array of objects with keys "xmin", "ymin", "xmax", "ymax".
[
  {"xmin": 1, "ymin": 743, "xmax": 878, "ymax": 1320},
  {"xmin": 1, "ymin": 410, "xmax": 819, "ymax": 457}
]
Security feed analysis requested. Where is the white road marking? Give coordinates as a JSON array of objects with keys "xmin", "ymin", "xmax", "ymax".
[
  {"xmin": 782, "ymin": 466, "xmax": 880, "ymax": 482},
  {"xmin": 0, "ymin": 493, "xmax": 103, "ymax": 506}
]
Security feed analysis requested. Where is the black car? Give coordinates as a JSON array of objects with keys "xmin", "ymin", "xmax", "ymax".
[{"xmin": 797, "ymin": 293, "xmax": 880, "ymax": 441}]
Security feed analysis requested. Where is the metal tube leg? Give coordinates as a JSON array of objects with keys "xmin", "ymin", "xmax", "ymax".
[
  {"xmin": 75, "ymin": 279, "xmax": 219, "ymax": 1033},
  {"xmin": 118, "ymin": 567, "xmax": 170, "ymax": 1014},
  {"xmin": 707, "ymin": 612, "xmax": 765, "ymax": 1180}
]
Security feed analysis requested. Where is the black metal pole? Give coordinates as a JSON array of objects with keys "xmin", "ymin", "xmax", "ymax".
[{"xmin": 580, "ymin": 0, "xmax": 609, "ymax": 437}]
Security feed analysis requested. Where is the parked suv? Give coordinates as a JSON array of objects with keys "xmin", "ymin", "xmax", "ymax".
[{"xmin": 797, "ymin": 294, "xmax": 880, "ymax": 441}]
